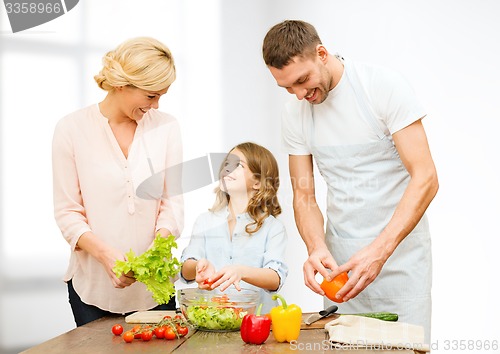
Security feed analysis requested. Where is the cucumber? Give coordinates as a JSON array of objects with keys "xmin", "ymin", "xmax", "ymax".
[{"xmin": 351, "ymin": 312, "xmax": 399, "ymax": 321}]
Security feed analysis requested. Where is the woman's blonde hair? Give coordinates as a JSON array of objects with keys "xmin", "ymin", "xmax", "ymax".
[
  {"xmin": 211, "ymin": 142, "xmax": 281, "ymax": 234},
  {"xmin": 94, "ymin": 37, "xmax": 176, "ymax": 92}
]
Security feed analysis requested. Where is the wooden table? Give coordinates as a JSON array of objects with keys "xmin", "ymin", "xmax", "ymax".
[{"xmin": 20, "ymin": 314, "xmax": 425, "ymax": 354}]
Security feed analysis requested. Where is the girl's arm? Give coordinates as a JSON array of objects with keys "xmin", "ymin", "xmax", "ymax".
[{"xmin": 181, "ymin": 258, "xmax": 197, "ymax": 282}]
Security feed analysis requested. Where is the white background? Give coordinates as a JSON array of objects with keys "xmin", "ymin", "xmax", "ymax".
[{"xmin": 1, "ymin": 1, "xmax": 499, "ymax": 353}]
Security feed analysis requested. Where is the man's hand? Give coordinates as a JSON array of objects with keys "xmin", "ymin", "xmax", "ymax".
[
  {"xmin": 332, "ymin": 241, "xmax": 389, "ymax": 302},
  {"xmin": 303, "ymin": 247, "xmax": 338, "ymax": 295}
]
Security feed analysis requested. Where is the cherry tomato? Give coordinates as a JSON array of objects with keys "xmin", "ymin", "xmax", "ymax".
[
  {"xmin": 177, "ymin": 325, "xmax": 188, "ymax": 337},
  {"xmin": 163, "ymin": 315, "xmax": 172, "ymax": 320},
  {"xmin": 141, "ymin": 330, "xmax": 153, "ymax": 341},
  {"xmin": 132, "ymin": 325, "xmax": 142, "ymax": 339},
  {"xmin": 111, "ymin": 324, "xmax": 123, "ymax": 336},
  {"xmin": 164, "ymin": 326, "xmax": 177, "ymax": 340},
  {"xmin": 320, "ymin": 272, "xmax": 349, "ymax": 303},
  {"xmin": 203, "ymin": 279, "xmax": 214, "ymax": 286},
  {"xmin": 174, "ymin": 314, "xmax": 182, "ymax": 320},
  {"xmin": 154, "ymin": 326, "xmax": 166, "ymax": 339},
  {"xmin": 123, "ymin": 331, "xmax": 134, "ymax": 343}
]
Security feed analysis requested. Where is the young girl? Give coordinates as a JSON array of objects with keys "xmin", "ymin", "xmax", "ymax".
[{"xmin": 180, "ymin": 142, "xmax": 288, "ymax": 313}]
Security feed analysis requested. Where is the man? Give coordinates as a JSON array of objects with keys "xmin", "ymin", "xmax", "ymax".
[{"xmin": 262, "ymin": 20, "xmax": 438, "ymax": 341}]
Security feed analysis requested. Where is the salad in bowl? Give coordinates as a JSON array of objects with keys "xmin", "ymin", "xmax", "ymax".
[{"xmin": 178, "ymin": 288, "xmax": 259, "ymax": 331}]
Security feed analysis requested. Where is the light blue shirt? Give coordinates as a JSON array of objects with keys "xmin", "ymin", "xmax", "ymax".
[{"xmin": 180, "ymin": 208, "xmax": 288, "ymax": 313}]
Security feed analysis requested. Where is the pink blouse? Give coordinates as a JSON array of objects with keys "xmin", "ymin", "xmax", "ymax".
[{"xmin": 52, "ymin": 104, "xmax": 184, "ymax": 313}]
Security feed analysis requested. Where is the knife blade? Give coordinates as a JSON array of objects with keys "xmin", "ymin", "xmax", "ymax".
[{"xmin": 304, "ymin": 305, "xmax": 339, "ymax": 325}]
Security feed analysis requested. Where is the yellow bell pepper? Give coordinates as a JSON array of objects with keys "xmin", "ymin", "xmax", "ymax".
[{"xmin": 270, "ymin": 294, "xmax": 302, "ymax": 342}]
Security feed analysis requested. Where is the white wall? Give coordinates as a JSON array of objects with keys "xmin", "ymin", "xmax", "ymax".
[{"xmin": 1, "ymin": 0, "xmax": 499, "ymax": 352}]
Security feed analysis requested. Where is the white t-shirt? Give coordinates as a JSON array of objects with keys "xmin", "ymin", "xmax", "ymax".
[{"xmin": 281, "ymin": 58, "xmax": 426, "ymax": 154}]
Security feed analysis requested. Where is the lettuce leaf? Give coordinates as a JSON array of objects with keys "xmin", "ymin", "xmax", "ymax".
[
  {"xmin": 113, "ymin": 234, "xmax": 180, "ymax": 304},
  {"xmin": 186, "ymin": 305, "xmax": 247, "ymax": 331}
]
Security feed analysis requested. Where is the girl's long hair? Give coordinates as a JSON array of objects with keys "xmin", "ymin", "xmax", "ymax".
[{"xmin": 210, "ymin": 142, "xmax": 281, "ymax": 234}]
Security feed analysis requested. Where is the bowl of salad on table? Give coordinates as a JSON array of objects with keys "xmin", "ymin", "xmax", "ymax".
[{"xmin": 178, "ymin": 288, "xmax": 259, "ymax": 331}]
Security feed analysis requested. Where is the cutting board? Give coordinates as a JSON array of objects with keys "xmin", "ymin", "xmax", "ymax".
[
  {"xmin": 125, "ymin": 310, "xmax": 178, "ymax": 323},
  {"xmin": 301, "ymin": 312, "xmax": 338, "ymax": 330}
]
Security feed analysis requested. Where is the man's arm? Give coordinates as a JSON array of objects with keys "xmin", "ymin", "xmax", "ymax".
[
  {"xmin": 335, "ymin": 119, "xmax": 438, "ymax": 301},
  {"xmin": 289, "ymin": 154, "xmax": 338, "ymax": 294}
]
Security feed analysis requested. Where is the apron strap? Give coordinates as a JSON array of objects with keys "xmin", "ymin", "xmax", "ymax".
[{"xmin": 340, "ymin": 55, "xmax": 387, "ymax": 140}]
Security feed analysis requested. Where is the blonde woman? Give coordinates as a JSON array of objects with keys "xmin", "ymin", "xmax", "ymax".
[
  {"xmin": 52, "ymin": 37, "xmax": 183, "ymax": 326},
  {"xmin": 180, "ymin": 142, "xmax": 288, "ymax": 313}
]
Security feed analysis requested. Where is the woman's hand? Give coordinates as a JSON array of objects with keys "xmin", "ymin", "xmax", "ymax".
[
  {"xmin": 76, "ymin": 231, "xmax": 136, "ymax": 289},
  {"xmin": 99, "ymin": 248, "xmax": 137, "ymax": 289}
]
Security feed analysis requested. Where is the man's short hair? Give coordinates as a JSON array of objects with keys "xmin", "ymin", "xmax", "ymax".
[{"xmin": 262, "ymin": 20, "xmax": 322, "ymax": 69}]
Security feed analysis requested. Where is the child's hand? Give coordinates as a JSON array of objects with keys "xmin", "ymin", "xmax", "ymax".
[
  {"xmin": 195, "ymin": 258, "xmax": 216, "ymax": 289},
  {"xmin": 210, "ymin": 265, "xmax": 244, "ymax": 292}
]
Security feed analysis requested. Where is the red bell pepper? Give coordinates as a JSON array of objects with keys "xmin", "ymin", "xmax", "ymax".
[{"xmin": 240, "ymin": 303, "xmax": 271, "ymax": 345}]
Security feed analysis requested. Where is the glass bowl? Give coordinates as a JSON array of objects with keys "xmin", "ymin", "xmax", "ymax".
[{"xmin": 178, "ymin": 287, "xmax": 259, "ymax": 331}]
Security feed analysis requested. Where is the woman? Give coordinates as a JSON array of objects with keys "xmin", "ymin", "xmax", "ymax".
[{"xmin": 52, "ymin": 37, "xmax": 183, "ymax": 326}]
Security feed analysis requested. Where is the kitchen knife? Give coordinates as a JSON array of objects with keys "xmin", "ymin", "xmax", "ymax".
[{"xmin": 304, "ymin": 305, "xmax": 338, "ymax": 325}]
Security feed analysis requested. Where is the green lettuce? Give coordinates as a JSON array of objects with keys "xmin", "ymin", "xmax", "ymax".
[
  {"xmin": 186, "ymin": 305, "xmax": 247, "ymax": 331},
  {"xmin": 113, "ymin": 234, "xmax": 180, "ymax": 304}
]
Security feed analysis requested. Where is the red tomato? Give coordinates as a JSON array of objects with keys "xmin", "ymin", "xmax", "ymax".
[
  {"xmin": 320, "ymin": 272, "xmax": 349, "ymax": 303},
  {"xmin": 163, "ymin": 315, "xmax": 172, "ymax": 320},
  {"xmin": 177, "ymin": 325, "xmax": 188, "ymax": 337},
  {"xmin": 141, "ymin": 330, "xmax": 153, "ymax": 341},
  {"xmin": 154, "ymin": 326, "xmax": 166, "ymax": 339},
  {"xmin": 164, "ymin": 326, "xmax": 177, "ymax": 340},
  {"xmin": 122, "ymin": 331, "xmax": 134, "ymax": 343},
  {"xmin": 174, "ymin": 314, "xmax": 182, "ymax": 320},
  {"xmin": 132, "ymin": 325, "xmax": 142, "ymax": 339},
  {"xmin": 211, "ymin": 294, "xmax": 230, "ymax": 303},
  {"xmin": 203, "ymin": 279, "xmax": 214, "ymax": 286},
  {"xmin": 111, "ymin": 324, "xmax": 123, "ymax": 336}
]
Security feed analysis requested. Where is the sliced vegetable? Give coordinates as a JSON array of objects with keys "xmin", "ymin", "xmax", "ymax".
[{"xmin": 185, "ymin": 304, "xmax": 246, "ymax": 331}]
